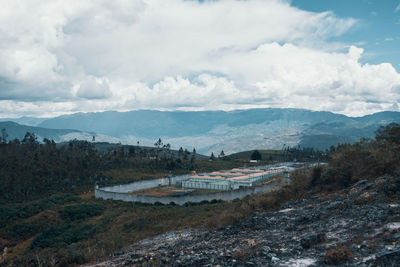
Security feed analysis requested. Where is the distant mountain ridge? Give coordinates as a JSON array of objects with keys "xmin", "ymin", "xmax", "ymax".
[
  {"xmin": 37, "ymin": 109, "xmax": 348, "ymax": 138},
  {"xmin": 0, "ymin": 121, "xmax": 84, "ymax": 142},
  {"xmin": 0, "ymin": 117, "xmax": 47, "ymax": 127},
  {"xmin": 2, "ymin": 109, "xmax": 400, "ymax": 154},
  {"xmin": 0, "ymin": 121, "xmax": 119, "ymax": 145}
]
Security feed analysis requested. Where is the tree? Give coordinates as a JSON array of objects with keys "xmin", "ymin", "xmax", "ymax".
[
  {"xmin": 1, "ymin": 128, "xmax": 8, "ymax": 144},
  {"xmin": 376, "ymin": 123, "xmax": 400, "ymax": 145},
  {"xmin": 129, "ymin": 147, "xmax": 136, "ymax": 157},
  {"xmin": 251, "ymin": 150, "xmax": 262, "ymax": 161},
  {"xmin": 190, "ymin": 148, "xmax": 196, "ymax": 163},
  {"xmin": 154, "ymin": 138, "xmax": 163, "ymax": 148},
  {"xmin": 192, "ymin": 148, "xmax": 196, "ymax": 160},
  {"xmin": 22, "ymin": 132, "xmax": 38, "ymax": 145},
  {"xmin": 43, "ymin": 138, "xmax": 56, "ymax": 149},
  {"xmin": 163, "ymin": 143, "xmax": 171, "ymax": 150},
  {"xmin": 219, "ymin": 150, "xmax": 225, "ymax": 158},
  {"xmin": 210, "ymin": 152, "xmax": 215, "ymax": 160},
  {"xmin": 178, "ymin": 147, "xmax": 184, "ymax": 159},
  {"xmin": 183, "ymin": 149, "xmax": 189, "ymax": 160}
]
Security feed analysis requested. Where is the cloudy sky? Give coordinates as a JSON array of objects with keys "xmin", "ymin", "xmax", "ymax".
[{"xmin": 1, "ymin": 0, "xmax": 400, "ymax": 118}]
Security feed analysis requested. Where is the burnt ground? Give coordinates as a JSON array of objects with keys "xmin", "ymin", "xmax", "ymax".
[{"xmin": 88, "ymin": 177, "xmax": 400, "ymax": 266}]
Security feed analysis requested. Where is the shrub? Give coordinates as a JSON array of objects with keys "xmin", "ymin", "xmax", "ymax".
[
  {"xmin": 310, "ymin": 166, "xmax": 323, "ymax": 186},
  {"xmin": 4, "ymin": 221, "xmax": 42, "ymax": 239},
  {"xmin": 0, "ymin": 194, "xmax": 79, "ymax": 228},
  {"xmin": 250, "ymin": 150, "xmax": 262, "ymax": 161},
  {"xmin": 323, "ymin": 165, "xmax": 352, "ymax": 188},
  {"xmin": 30, "ymin": 224, "xmax": 70, "ymax": 249},
  {"xmin": 45, "ymin": 194, "xmax": 80, "ymax": 205},
  {"xmin": 123, "ymin": 217, "xmax": 147, "ymax": 231},
  {"xmin": 30, "ymin": 223, "xmax": 101, "ymax": 249},
  {"xmin": 323, "ymin": 245, "xmax": 353, "ymax": 265},
  {"xmin": 59, "ymin": 204, "xmax": 105, "ymax": 221},
  {"xmin": 233, "ymin": 246, "xmax": 256, "ymax": 263},
  {"xmin": 60, "ymin": 224, "xmax": 100, "ymax": 244}
]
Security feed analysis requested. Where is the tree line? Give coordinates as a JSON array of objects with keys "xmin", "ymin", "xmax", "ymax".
[{"xmin": 0, "ymin": 132, "xmax": 198, "ymax": 203}]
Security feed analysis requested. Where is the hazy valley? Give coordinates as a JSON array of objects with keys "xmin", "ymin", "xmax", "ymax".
[{"xmin": 2, "ymin": 108, "xmax": 400, "ymax": 155}]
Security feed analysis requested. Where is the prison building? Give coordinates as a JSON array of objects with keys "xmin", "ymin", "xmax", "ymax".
[
  {"xmin": 182, "ymin": 175, "xmax": 233, "ymax": 190},
  {"xmin": 181, "ymin": 167, "xmax": 285, "ymax": 191}
]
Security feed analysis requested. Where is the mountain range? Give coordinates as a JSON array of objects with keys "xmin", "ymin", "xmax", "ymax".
[{"xmin": 1, "ymin": 108, "xmax": 400, "ymax": 155}]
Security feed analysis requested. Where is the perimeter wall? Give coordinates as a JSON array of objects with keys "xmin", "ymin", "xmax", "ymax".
[{"xmin": 95, "ymin": 174, "xmax": 282, "ymax": 205}]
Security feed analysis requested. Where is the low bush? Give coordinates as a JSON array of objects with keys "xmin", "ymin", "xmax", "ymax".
[
  {"xmin": 4, "ymin": 221, "xmax": 42, "ymax": 239},
  {"xmin": 123, "ymin": 217, "xmax": 147, "ymax": 231},
  {"xmin": 59, "ymin": 204, "xmax": 105, "ymax": 221},
  {"xmin": 30, "ymin": 223, "xmax": 101, "ymax": 249},
  {"xmin": 323, "ymin": 244, "xmax": 353, "ymax": 265},
  {"xmin": 0, "ymin": 194, "xmax": 79, "ymax": 228},
  {"xmin": 30, "ymin": 224, "xmax": 70, "ymax": 249}
]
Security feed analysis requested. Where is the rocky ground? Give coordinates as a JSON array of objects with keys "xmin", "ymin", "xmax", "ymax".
[{"xmin": 88, "ymin": 177, "xmax": 400, "ymax": 266}]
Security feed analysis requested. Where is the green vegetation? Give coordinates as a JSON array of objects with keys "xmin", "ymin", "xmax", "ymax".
[
  {"xmin": 59, "ymin": 204, "xmax": 106, "ymax": 221},
  {"xmin": 1, "ymin": 123, "xmax": 399, "ymax": 266},
  {"xmin": 228, "ymin": 147, "xmax": 327, "ymax": 162},
  {"xmin": 250, "ymin": 150, "xmax": 262, "ymax": 161},
  {"xmin": 0, "ymin": 135, "xmax": 206, "ymax": 202},
  {"xmin": 31, "ymin": 223, "xmax": 102, "ymax": 249},
  {"xmin": 0, "ymin": 194, "xmax": 79, "ymax": 228},
  {"xmin": 311, "ymin": 123, "xmax": 400, "ymax": 192},
  {"xmin": 0, "ymin": 133, "xmax": 251, "ymax": 265},
  {"xmin": 275, "ymin": 123, "xmax": 400, "ymax": 200},
  {"xmin": 1, "ymin": 193, "xmax": 260, "ymax": 266}
]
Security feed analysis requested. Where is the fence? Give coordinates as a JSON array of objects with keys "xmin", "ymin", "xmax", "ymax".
[{"xmin": 95, "ymin": 174, "xmax": 281, "ymax": 205}]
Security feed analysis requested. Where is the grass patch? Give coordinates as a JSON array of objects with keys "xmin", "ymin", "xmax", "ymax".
[
  {"xmin": 101, "ymin": 168, "xmax": 169, "ymax": 185},
  {"xmin": 129, "ymin": 186, "xmax": 193, "ymax": 197},
  {"xmin": 30, "ymin": 223, "xmax": 102, "ymax": 249},
  {"xmin": 0, "ymin": 194, "xmax": 79, "ymax": 228},
  {"xmin": 59, "ymin": 204, "xmax": 106, "ymax": 221}
]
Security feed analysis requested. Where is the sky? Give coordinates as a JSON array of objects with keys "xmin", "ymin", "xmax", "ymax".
[{"xmin": 0, "ymin": 0, "xmax": 400, "ymax": 118}]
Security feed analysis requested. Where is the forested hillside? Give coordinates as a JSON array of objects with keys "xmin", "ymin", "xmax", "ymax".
[
  {"xmin": 0, "ymin": 133, "xmax": 202, "ymax": 203},
  {"xmin": 1, "ymin": 124, "xmax": 400, "ymax": 266}
]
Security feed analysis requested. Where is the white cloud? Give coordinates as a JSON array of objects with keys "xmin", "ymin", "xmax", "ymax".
[
  {"xmin": 75, "ymin": 76, "xmax": 111, "ymax": 99},
  {"xmin": 0, "ymin": 0, "xmax": 399, "ymax": 117},
  {"xmin": 395, "ymin": 4, "xmax": 400, "ymax": 12}
]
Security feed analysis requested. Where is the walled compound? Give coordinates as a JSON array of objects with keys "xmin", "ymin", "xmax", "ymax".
[
  {"xmin": 95, "ymin": 163, "xmax": 312, "ymax": 205},
  {"xmin": 182, "ymin": 167, "xmax": 285, "ymax": 190}
]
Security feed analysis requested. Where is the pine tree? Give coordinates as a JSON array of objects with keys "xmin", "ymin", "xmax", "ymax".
[
  {"xmin": 250, "ymin": 150, "xmax": 262, "ymax": 161},
  {"xmin": 210, "ymin": 152, "xmax": 215, "ymax": 160}
]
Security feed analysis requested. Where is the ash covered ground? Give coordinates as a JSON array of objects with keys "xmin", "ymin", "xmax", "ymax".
[{"xmin": 89, "ymin": 177, "xmax": 400, "ymax": 266}]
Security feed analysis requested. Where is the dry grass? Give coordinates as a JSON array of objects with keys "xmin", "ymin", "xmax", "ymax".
[
  {"xmin": 1, "ymin": 163, "xmax": 314, "ymax": 266},
  {"xmin": 101, "ymin": 168, "xmax": 168, "ymax": 185},
  {"xmin": 4, "ymin": 236, "xmax": 35, "ymax": 261},
  {"xmin": 323, "ymin": 244, "xmax": 353, "ymax": 265},
  {"xmin": 129, "ymin": 186, "xmax": 190, "ymax": 197},
  {"xmin": 233, "ymin": 246, "xmax": 257, "ymax": 263}
]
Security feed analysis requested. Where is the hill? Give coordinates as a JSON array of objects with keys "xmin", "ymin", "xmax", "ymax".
[
  {"xmin": 227, "ymin": 147, "xmax": 327, "ymax": 162},
  {"xmin": 88, "ymin": 122, "xmax": 400, "ymax": 266},
  {"xmin": 1, "ymin": 123, "xmax": 400, "ymax": 266},
  {"xmin": 0, "ymin": 121, "xmax": 84, "ymax": 142},
  {"xmin": 0, "ymin": 121, "xmax": 123, "ymax": 144},
  {"xmin": 91, "ymin": 177, "xmax": 400, "ymax": 266},
  {"xmin": 2, "ymin": 109, "xmax": 400, "ymax": 154}
]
